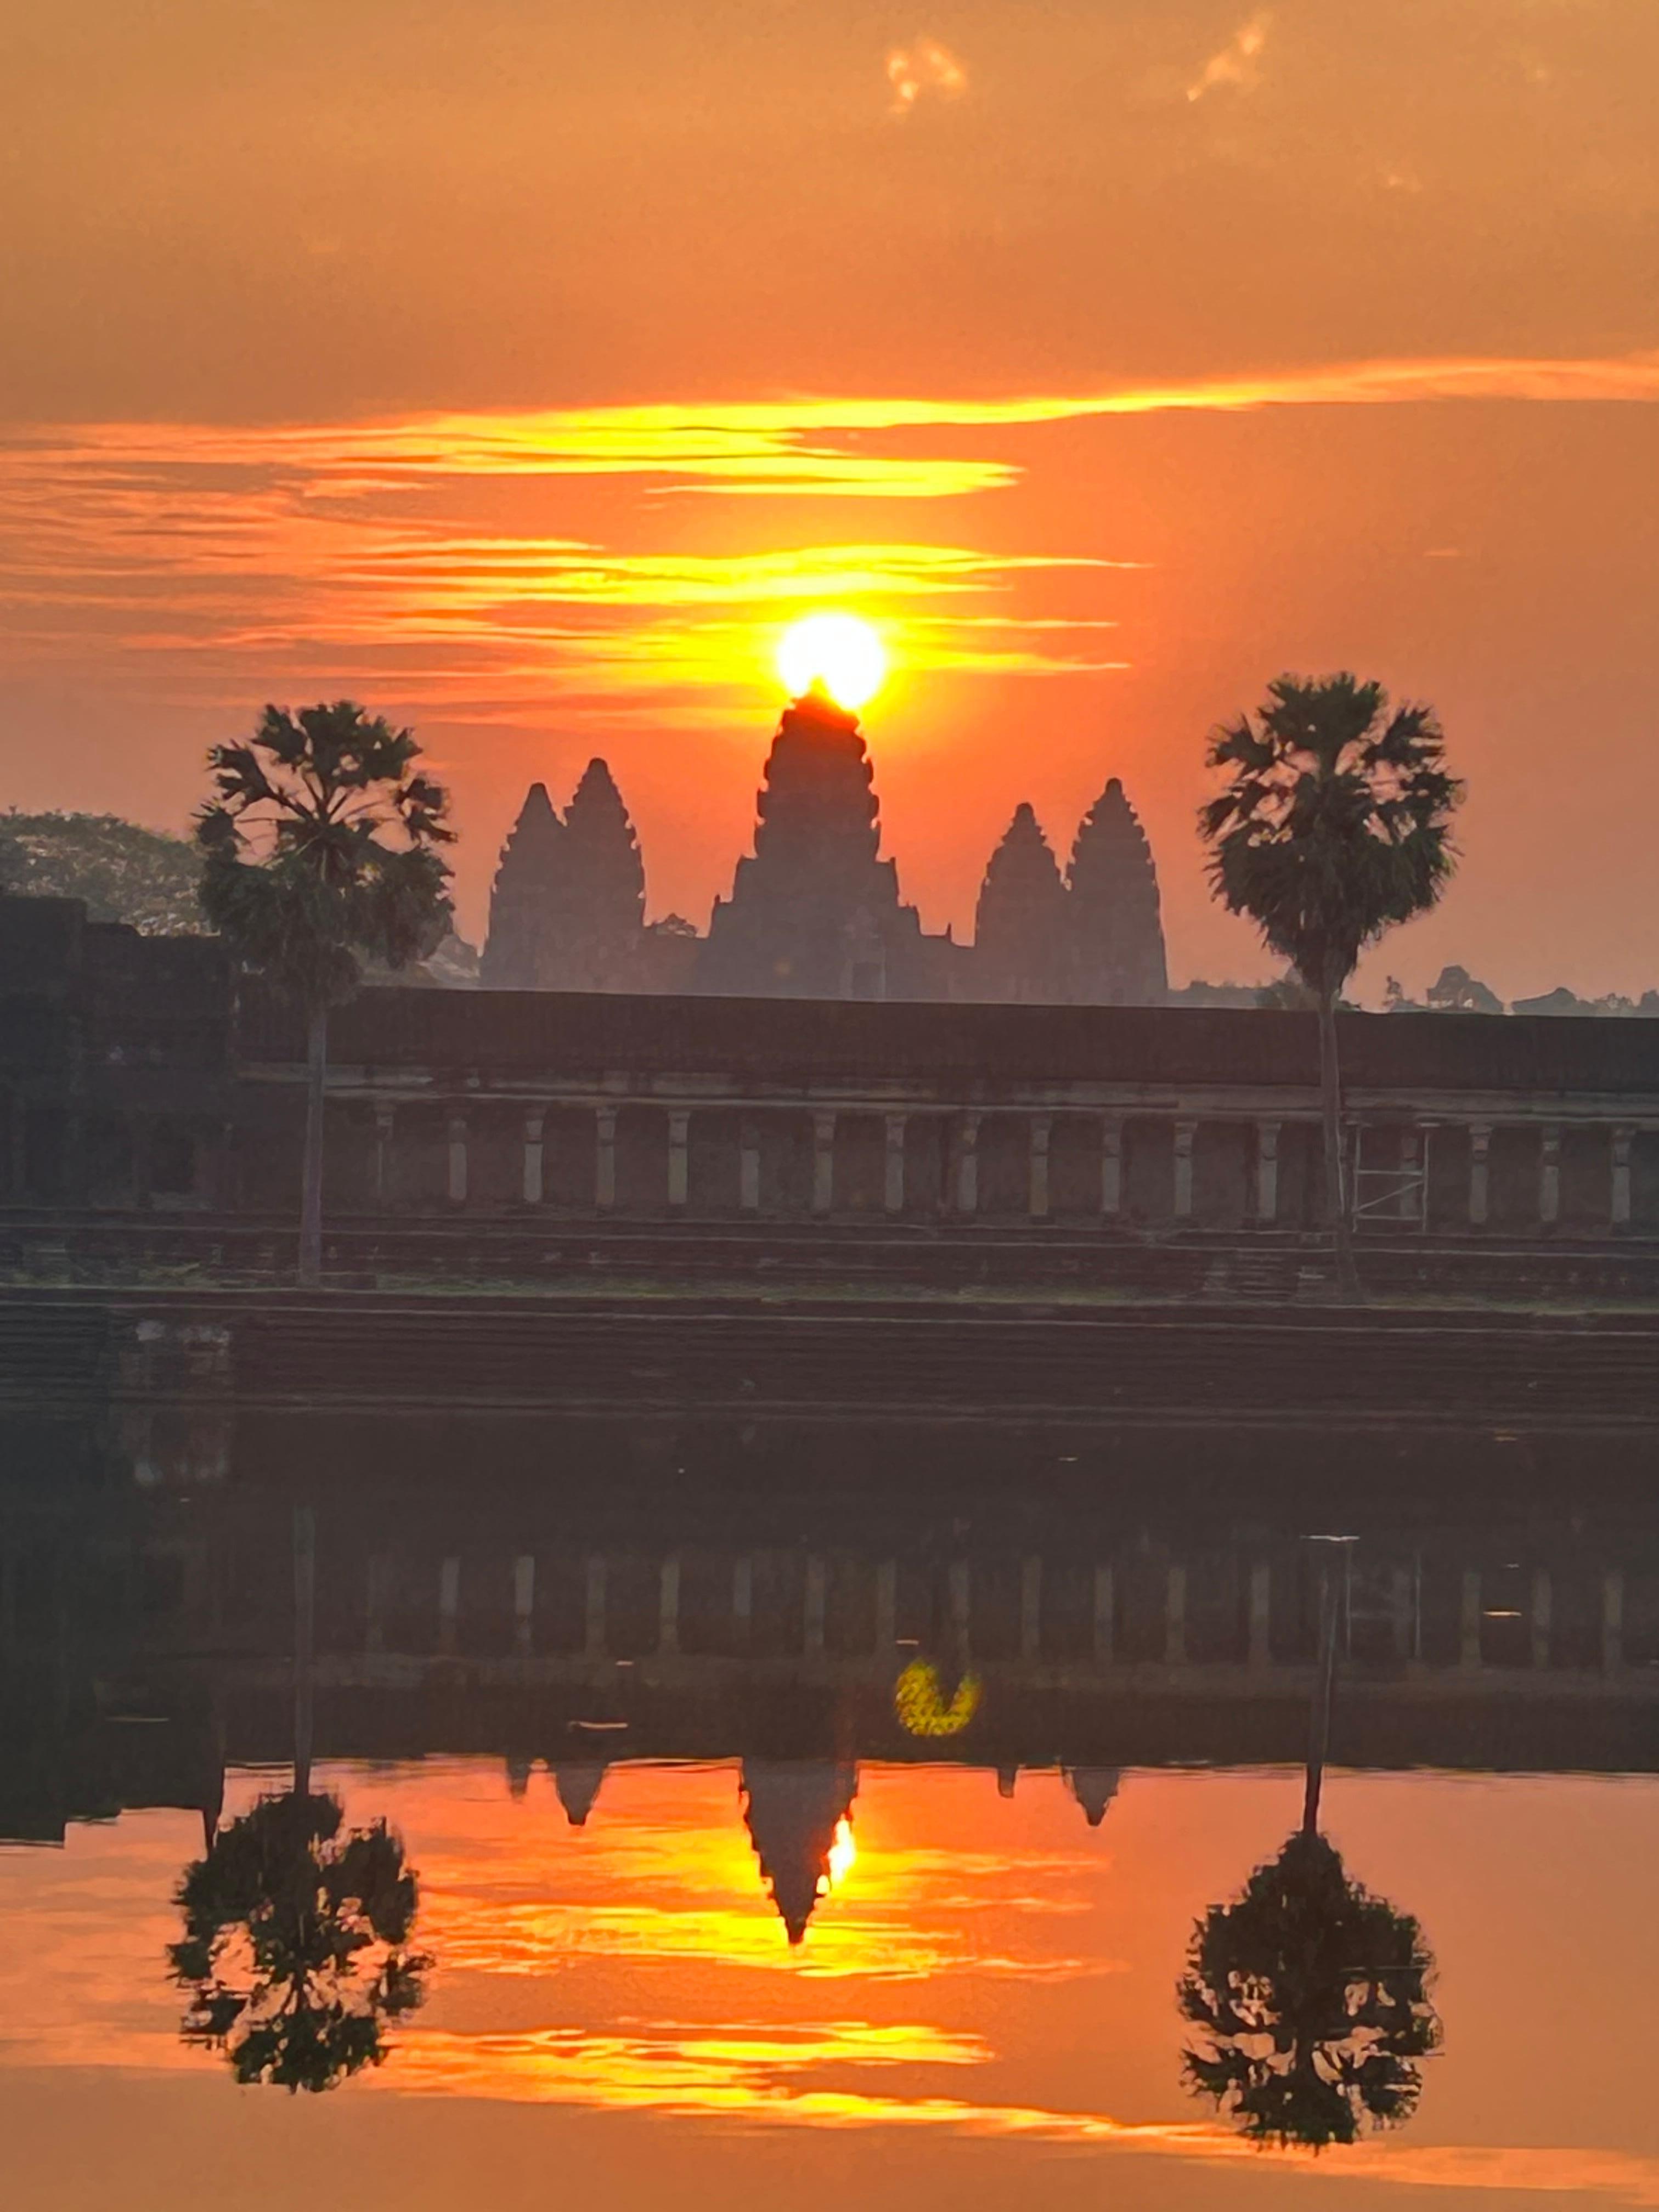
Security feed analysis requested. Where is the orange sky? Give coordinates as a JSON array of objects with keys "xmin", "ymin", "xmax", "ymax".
[
  {"xmin": 3, "ymin": 1759, "xmax": 1657, "ymax": 2209},
  {"xmin": 3, "ymin": 2, "xmax": 1658, "ymax": 998}
]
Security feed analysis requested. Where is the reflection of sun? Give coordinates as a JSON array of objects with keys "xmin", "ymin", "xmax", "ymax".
[
  {"xmin": 777, "ymin": 612, "xmax": 887, "ymax": 709},
  {"xmin": 825, "ymin": 1816, "xmax": 857, "ymax": 1892}
]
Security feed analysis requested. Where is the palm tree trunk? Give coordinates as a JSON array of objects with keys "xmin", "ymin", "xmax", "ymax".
[
  {"xmin": 1317, "ymin": 988, "xmax": 1361, "ymax": 1301},
  {"xmin": 298, "ymin": 1001, "xmax": 328, "ymax": 1288},
  {"xmin": 292, "ymin": 1503, "xmax": 315, "ymax": 1801},
  {"xmin": 1302, "ymin": 1550, "xmax": 1342, "ymax": 1836}
]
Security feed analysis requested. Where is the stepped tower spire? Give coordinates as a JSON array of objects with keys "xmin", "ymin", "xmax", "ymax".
[
  {"xmin": 480, "ymin": 782, "xmax": 565, "ymax": 989},
  {"xmin": 740, "ymin": 1758, "xmax": 859, "ymax": 1945},
  {"xmin": 1066, "ymin": 778, "xmax": 1168, "ymax": 1005},
  {"xmin": 697, "ymin": 686, "xmax": 935, "ymax": 998},
  {"xmin": 481, "ymin": 760, "xmax": 649, "ymax": 991},
  {"xmin": 972, "ymin": 802, "xmax": 1068, "ymax": 1002},
  {"xmin": 560, "ymin": 757, "xmax": 647, "ymax": 990}
]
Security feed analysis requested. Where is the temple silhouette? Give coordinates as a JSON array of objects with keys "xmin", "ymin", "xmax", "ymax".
[{"xmin": 483, "ymin": 686, "xmax": 1168, "ymax": 1004}]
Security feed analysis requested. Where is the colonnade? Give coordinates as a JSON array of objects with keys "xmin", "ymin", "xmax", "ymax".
[{"xmin": 346, "ymin": 1092, "xmax": 1651, "ymax": 1232}]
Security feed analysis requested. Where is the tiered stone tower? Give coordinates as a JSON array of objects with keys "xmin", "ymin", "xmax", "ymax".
[
  {"xmin": 479, "ymin": 781, "xmax": 564, "ymax": 989},
  {"xmin": 973, "ymin": 803, "xmax": 1070, "ymax": 1003},
  {"xmin": 697, "ymin": 686, "xmax": 955, "ymax": 1000},
  {"xmin": 1066, "ymin": 778, "xmax": 1167, "ymax": 1005},
  {"xmin": 481, "ymin": 758, "xmax": 650, "ymax": 992},
  {"xmin": 740, "ymin": 1758, "xmax": 859, "ymax": 1945}
]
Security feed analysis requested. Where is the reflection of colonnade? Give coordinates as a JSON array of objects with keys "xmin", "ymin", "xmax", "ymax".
[{"xmin": 353, "ymin": 1536, "xmax": 1646, "ymax": 1685}]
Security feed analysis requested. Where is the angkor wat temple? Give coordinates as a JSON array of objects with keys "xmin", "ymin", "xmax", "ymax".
[{"xmin": 482, "ymin": 685, "xmax": 1168, "ymax": 1005}]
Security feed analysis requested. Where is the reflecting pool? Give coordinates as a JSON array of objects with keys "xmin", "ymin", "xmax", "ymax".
[{"xmin": 3, "ymin": 1411, "xmax": 1656, "ymax": 2209}]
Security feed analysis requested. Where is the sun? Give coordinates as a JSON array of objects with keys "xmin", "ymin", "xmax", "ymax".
[{"xmin": 776, "ymin": 612, "xmax": 887, "ymax": 710}]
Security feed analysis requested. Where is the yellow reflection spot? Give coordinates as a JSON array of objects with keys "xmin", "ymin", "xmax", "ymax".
[
  {"xmin": 777, "ymin": 612, "xmax": 887, "ymax": 708},
  {"xmin": 827, "ymin": 1816, "xmax": 857, "ymax": 1891},
  {"xmin": 894, "ymin": 1660, "xmax": 983, "ymax": 1738}
]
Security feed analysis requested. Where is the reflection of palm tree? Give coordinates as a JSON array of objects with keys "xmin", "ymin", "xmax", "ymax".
[
  {"xmin": 1176, "ymin": 1545, "xmax": 1438, "ymax": 2148},
  {"xmin": 169, "ymin": 1791, "xmax": 429, "ymax": 2092},
  {"xmin": 1177, "ymin": 1830, "xmax": 1439, "ymax": 2147}
]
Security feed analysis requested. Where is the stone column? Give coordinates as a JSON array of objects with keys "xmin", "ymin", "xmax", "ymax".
[
  {"xmin": 1099, "ymin": 1116, "xmax": 1123, "ymax": 1219},
  {"xmin": 583, "ymin": 1555, "xmax": 607, "ymax": 1657},
  {"xmin": 955, "ymin": 1112, "xmax": 981, "ymax": 1216},
  {"xmin": 1539, "ymin": 1125, "xmax": 1562, "ymax": 1227},
  {"xmin": 365, "ymin": 1553, "xmax": 391, "ymax": 1654},
  {"xmin": 1254, "ymin": 1121, "xmax": 1280, "ymax": 1225},
  {"xmin": 1602, "ymin": 1567, "xmax": 1624, "ymax": 1674},
  {"xmin": 884, "ymin": 1112, "xmax": 907, "ymax": 1215},
  {"xmin": 594, "ymin": 1107, "xmax": 617, "ymax": 1213},
  {"xmin": 446, "ymin": 1113, "xmax": 469, "ymax": 1206},
  {"xmin": 1019, "ymin": 1556, "xmax": 1042, "ymax": 1661},
  {"xmin": 738, "ymin": 1116, "xmax": 761, "ymax": 1214},
  {"xmin": 948, "ymin": 1558, "xmax": 970, "ymax": 1649},
  {"xmin": 667, "ymin": 1109, "xmax": 690, "ymax": 1210},
  {"xmin": 522, "ymin": 1110, "xmax": 545, "ymax": 1206},
  {"xmin": 1468, "ymin": 1122, "xmax": 1492, "ymax": 1228},
  {"xmin": 874, "ymin": 1559, "xmax": 898, "ymax": 1650},
  {"xmin": 513, "ymin": 1554, "xmax": 535, "ymax": 1656},
  {"xmin": 804, "ymin": 1556, "xmax": 827, "ymax": 1655},
  {"xmin": 438, "ymin": 1555, "xmax": 461, "ymax": 1655},
  {"xmin": 731, "ymin": 1556, "xmax": 753, "ymax": 1648},
  {"xmin": 1028, "ymin": 1115, "xmax": 1052, "ymax": 1220},
  {"xmin": 1611, "ymin": 1126, "xmax": 1634, "ymax": 1229},
  {"xmin": 1247, "ymin": 1559, "xmax": 1272, "ymax": 1668},
  {"xmin": 1092, "ymin": 1564, "xmax": 1115, "ymax": 1663},
  {"xmin": 1459, "ymin": 1567, "xmax": 1482, "ymax": 1668},
  {"xmin": 658, "ymin": 1555, "xmax": 680, "ymax": 1655},
  {"xmin": 373, "ymin": 1103, "xmax": 396, "ymax": 1210},
  {"xmin": 1530, "ymin": 1566, "xmax": 1551, "ymax": 1670},
  {"xmin": 811, "ymin": 1110, "xmax": 836, "ymax": 1217},
  {"xmin": 1164, "ymin": 1562, "xmax": 1187, "ymax": 1666},
  {"xmin": 1172, "ymin": 1120, "xmax": 1197, "ymax": 1221},
  {"xmin": 1399, "ymin": 1125, "xmax": 1422, "ymax": 1226}
]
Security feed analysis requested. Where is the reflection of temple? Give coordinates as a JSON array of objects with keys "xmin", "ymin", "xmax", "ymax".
[
  {"xmin": 480, "ymin": 692, "xmax": 1167, "ymax": 1005},
  {"xmin": 7, "ymin": 1412, "xmax": 1659, "ymax": 1882},
  {"xmin": 740, "ymin": 1760, "xmax": 859, "ymax": 1944}
]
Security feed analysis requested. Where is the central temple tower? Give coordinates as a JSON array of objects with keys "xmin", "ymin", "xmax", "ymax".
[{"xmin": 697, "ymin": 686, "xmax": 954, "ymax": 999}]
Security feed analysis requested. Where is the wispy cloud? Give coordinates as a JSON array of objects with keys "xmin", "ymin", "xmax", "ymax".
[
  {"xmin": 887, "ymin": 37, "xmax": 968, "ymax": 116},
  {"xmin": 4, "ymin": 347, "xmax": 1658, "ymax": 727},
  {"xmin": 1188, "ymin": 10, "xmax": 1272, "ymax": 101}
]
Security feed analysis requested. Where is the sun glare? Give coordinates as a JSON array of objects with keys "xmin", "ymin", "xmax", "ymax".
[{"xmin": 776, "ymin": 612, "xmax": 887, "ymax": 709}]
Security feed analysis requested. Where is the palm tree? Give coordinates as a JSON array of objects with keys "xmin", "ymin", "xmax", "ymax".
[
  {"xmin": 196, "ymin": 701, "xmax": 453, "ymax": 1286},
  {"xmin": 1176, "ymin": 1539, "xmax": 1439, "ymax": 2148},
  {"xmin": 1199, "ymin": 675, "xmax": 1462, "ymax": 1299},
  {"xmin": 1177, "ymin": 1829, "xmax": 1440, "ymax": 2148},
  {"xmin": 170, "ymin": 1789, "xmax": 430, "ymax": 2092}
]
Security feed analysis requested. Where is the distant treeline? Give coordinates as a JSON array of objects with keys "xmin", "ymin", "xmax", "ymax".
[{"xmin": 4, "ymin": 810, "xmax": 1652, "ymax": 1014}]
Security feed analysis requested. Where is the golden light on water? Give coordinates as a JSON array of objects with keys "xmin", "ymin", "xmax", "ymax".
[
  {"xmin": 826, "ymin": 1816, "xmax": 857, "ymax": 1891},
  {"xmin": 777, "ymin": 612, "xmax": 887, "ymax": 709}
]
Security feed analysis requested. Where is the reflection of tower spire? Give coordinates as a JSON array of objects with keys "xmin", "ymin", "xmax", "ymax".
[
  {"xmin": 740, "ymin": 1759, "xmax": 859, "ymax": 1945},
  {"xmin": 552, "ymin": 1761, "xmax": 608, "ymax": 1827},
  {"xmin": 1064, "ymin": 1767, "xmax": 1122, "ymax": 1827}
]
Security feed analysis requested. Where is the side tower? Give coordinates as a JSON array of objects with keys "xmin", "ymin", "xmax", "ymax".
[
  {"xmin": 480, "ymin": 782, "xmax": 564, "ymax": 989},
  {"xmin": 560, "ymin": 757, "xmax": 647, "ymax": 991},
  {"xmin": 1066, "ymin": 777, "xmax": 1168, "ymax": 1005},
  {"xmin": 972, "ymin": 802, "xmax": 1069, "ymax": 1002},
  {"xmin": 481, "ymin": 760, "xmax": 648, "ymax": 991},
  {"xmin": 697, "ymin": 685, "xmax": 930, "ymax": 998}
]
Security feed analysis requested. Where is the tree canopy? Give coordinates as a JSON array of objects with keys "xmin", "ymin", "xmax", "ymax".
[
  {"xmin": 1177, "ymin": 1829, "xmax": 1440, "ymax": 2149},
  {"xmin": 1200, "ymin": 674, "xmax": 1462, "ymax": 1001},
  {"xmin": 196, "ymin": 700, "xmax": 453, "ymax": 1007},
  {"xmin": 0, "ymin": 810, "xmax": 205, "ymax": 934},
  {"xmin": 170, "ymin": 1789, "xmax": 430, "ymax": 2093}
]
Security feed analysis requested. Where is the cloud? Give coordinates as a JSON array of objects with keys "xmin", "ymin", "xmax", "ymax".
[
  {"xmin": 887, "ymin": 37, "xmax": 968, "ymax": 115},
  {"xmin": 1187, "ymin": 10, "xmax": 1271, "ymax": 101}
]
